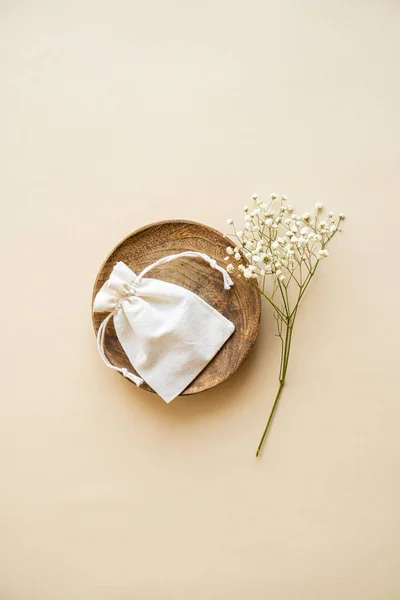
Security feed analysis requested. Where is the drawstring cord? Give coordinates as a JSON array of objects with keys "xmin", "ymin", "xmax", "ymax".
[
  {"xmin": 136, "ymin": 251, "xmax": 233, "ymax": 290},
  {"xmin": 95, "ymin": 251, "xmax": 233, "ymax": 384},
  {"xmin": 96, "ymin": 312, "xmax": 144, "ymax": 386}
]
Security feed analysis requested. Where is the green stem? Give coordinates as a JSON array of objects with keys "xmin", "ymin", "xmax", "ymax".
[
  {"xmin": 256, "ymin": 323, "xmax": 294, "ymax": 457},
  {"xmin": 255, "ymin": 380, "xmax": 285, "ymax": 457}
]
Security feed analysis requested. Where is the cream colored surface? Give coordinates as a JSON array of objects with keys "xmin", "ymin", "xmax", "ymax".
[{"xmin": 1, "ymin": 1, "xmax": 399, "ymax": 599}]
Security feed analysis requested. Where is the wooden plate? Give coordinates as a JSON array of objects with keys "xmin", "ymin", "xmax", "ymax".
[{"xmin": 92, "ymin": 220, "xmax": 261, "ymax": 396}]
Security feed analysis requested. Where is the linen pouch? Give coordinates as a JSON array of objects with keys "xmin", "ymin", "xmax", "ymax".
[{"xmin": 93, "ymin": 251, "xmax": 235, "ymax": 403}]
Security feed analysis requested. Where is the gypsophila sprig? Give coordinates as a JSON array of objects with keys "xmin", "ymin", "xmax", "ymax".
[{"xmin": 225, "ymin": 193, "xmax": 345, "ymax": 457}]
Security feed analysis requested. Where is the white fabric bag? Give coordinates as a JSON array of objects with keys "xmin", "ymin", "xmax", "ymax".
[{"xmin": 93, "ymin": 251, "xmax": 235, "ymax": 403}]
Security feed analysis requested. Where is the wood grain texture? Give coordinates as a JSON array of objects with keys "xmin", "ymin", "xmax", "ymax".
[{"xmin": 92, "ymin": 220, "xmax": 261, "ymax": 396}]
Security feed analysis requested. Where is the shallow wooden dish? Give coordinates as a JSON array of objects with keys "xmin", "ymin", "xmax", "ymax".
[{"xmin": 92, "ymin": 220, "xmax": 261, "ymax": 396}]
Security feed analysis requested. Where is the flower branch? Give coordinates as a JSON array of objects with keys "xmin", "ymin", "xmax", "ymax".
[{"xmin": 225, "ymin": 194, "xmax": 345, "ymax": 457}]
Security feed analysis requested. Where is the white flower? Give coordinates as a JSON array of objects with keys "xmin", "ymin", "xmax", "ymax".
[
  {"xmin": 330, "ymin": 225, "xmax": 336, "ymax": 232},
  {"xmin": 317, "ymin": 249, "xmax": 329, "ymax": 258},
  {"xmin": 252, "ymin": 255, "xmax": 262, "ymax": 262},
  {"xmin": 328, "ymin": 212, "xmax": 334, "ymax": 218},
  {"xmin": 265, "ymin": 218, "xmax": 273, "ymax": 227},
  {"xmin": 286, "ymin": 205, "xmax": 293, "ymax": 212},
  {"xmin": 234, "ymin": 252, "xmax": 241, "ymax": 261},
  {"xmin": 281, "ymin": 194, "xmax": 288, "ymax": 201},
  {"xmin": 315, "ymin": 202, "xmax": 323, "ymax": 210},
  {"xmin": 314, "ymin": 233, "xmax": 322, "ymax": 241},
  {"xmin": 226, "ymin": 246, "xmax": 234, "ymax": 255},
  {"xmin": 271, "ymin": 193, "xmax": 277, "ymax": 199},
  {"xmin": 260, "ymin": 269, "xmax": 266, "ymax": 275},
  {"xmin": 279, "ymin": 275, "xmax": 286, "ymax": 282},
  {"xmin": 238, "ymin": 264, "xmax": 245, "ymax": 272},
  {"xmin": 237, "ymin": 230, "xmax": 243, "ymax": 239},
  {"xmin": 244, "ymin": 206, "xmax": 249, "ymax": 212},
  {"xmin": 244, "ymin": 223, "xmax": 251, "ymax": 230},
  {"xmin": 300, "ymin": 227, "xmax": 309, "ymax": 235},
  {"xmin": 227, "ymin": 263, "xmax": 234, "ymax": 273},
  {"xmin": 339, "ymin": 213, "xmax": 345, "ymax": 220},
  {"xmin": 276, "ymin": 269, "xmax": 282, "ymax": 276},
  {"xmin": 243, "ymin": 267, "xmax": 253, "ymax": 279},
  {"xmin": 271, "ymin": 240, "xmax": 279, "ymax": 250},
  {"xmin": 302, "ymin": 212, "xmax": 310, "ymax": 221},
  {"xmin": 227, "ymin": 218, "xmax": 233, "ymax": 225},
  {"xmin": 252, "ymin": 194, "xmax": 258, "ymax": 200}
]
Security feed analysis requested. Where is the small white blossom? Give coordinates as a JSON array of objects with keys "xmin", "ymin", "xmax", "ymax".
[
  {"xmin": 302, "ymin": 212, "xmax": 310, "ymax": 221},
  {"xmin": 281, "ymin": 194, "xmax": 288, "ymax": 201},
  {"xmin": 270, "ymin": 193, "xmax": 277, "ymax": 199},
  {"xmin": 339, "ymin": 213, "xmax": 345, "ymax": 220},
  {"xmin": 226, "ymin": 246, "xmax": 234, "ymax": 255},
  {"xmin": 234, "ymin": 252, "xmax": 241, "ymax": 261},
  {"xmin": 244, "ymin": 206, "xmax": 249, "ymax": 212},
  {"xmin": 252, "ymin": 194, "xmax": 258, "ymax": 200},
  {"xmin": 227, "ymin": 218, "xmax": 233, "ymax": 225},
  {"xmin": 227, "ymin": 263, "xmax": 234, "ymax": 273},
  {"xmin": 317, "ymin": 249, "xmax": 329, "ymax": 258},
  {"xmin": 315, "ymin": 202, "xmax": 323, "ymax": 210},
  {"xmin": 243, "ymin": 267, "xmax": 253, "ymax": 279}
]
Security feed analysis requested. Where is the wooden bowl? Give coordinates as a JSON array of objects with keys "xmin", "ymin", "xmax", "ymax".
[{"xmin": 92, "ymin": 220, "xmax": 261, "ymax": 396}]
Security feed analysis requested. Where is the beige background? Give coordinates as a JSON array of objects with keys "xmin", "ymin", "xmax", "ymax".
[{"xmin": 1, "ymin": 1, "xmax": 399, "ymax": 599}]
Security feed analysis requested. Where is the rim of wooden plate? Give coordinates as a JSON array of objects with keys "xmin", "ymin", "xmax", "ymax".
[{"xmin": 91, "ymin": 219, "xmax": 261, "ymax": 397}]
